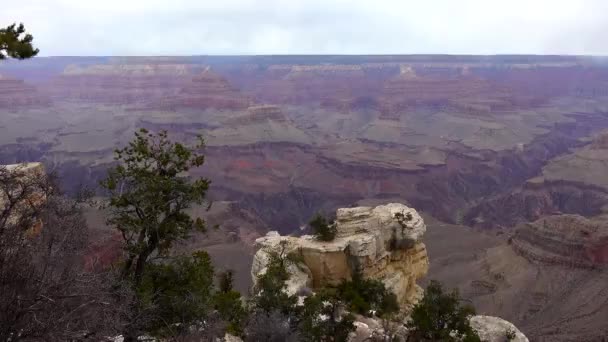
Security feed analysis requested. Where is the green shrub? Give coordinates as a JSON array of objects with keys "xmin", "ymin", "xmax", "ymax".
[
  {"xmin": 406, "ymin": 280, "xmax": 480, "ymax": 342},
  {"xmin": 337, "ymin": 270, "xmax": 400, "ymax": 317},
  {"xmin": 213, "ymin": 290, "xmax": 247, "ymax": 335},
  {"xmin": 218, "ymin": 269, "xmax": 235, "ymax": 293},
  {"xmin": 137, "ymin": 251, "xmax": 215, "ymax": 337},
  {"xmin": 309, "ymin": 213, "xmax": 337, "ymax": 241},
  {"xmin": 251, "ymin": 243, "xmax": 298, "ymax": 315},
  {"xmin": 299, "ymin": 289, "xmax": 356, "ymax": 342},
  {"xmin": 213, "ymin": 270, "xmax": 246, "ymax": 335}
]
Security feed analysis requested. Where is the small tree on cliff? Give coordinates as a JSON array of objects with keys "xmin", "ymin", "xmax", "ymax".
[
  {"xmin": 0, "ymin": 23, "xmax": 39, "ymax": 60},
  {"xmin": 100, "ymin": 129, "xmax": 211, "ymax": 340},
  {"xmin": 309, "ymin": 213, "xmax": 337, "ymax": 241},
  {"xmin": 336, "ymin": 270, "xmax": 399, "ymax": 317},
  {"xmin": 251, "ymin": 242, "xmax": 298, "ymax": 315},
  {"xmin": 406, "ymin": 280, "xmax": 480, "ymax": 342},
  {"xmin": 298, "ymin": 288, "xmax": 356, "ymax": 342}
]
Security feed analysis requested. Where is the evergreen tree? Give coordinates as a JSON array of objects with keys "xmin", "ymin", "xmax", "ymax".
[
  {"xmin": 138, "ymin": 251, "xmax": 215, "ymax": 337},
  {"xmin": 309, "ymin": 213, "xmax": 337, "ymax": 241},
  {"xmin": 337, "ymin": 270, "xmax": 399, "ymax": 317},
  {"xmin": 251, "ymin": 243, "xmax": 298, "ymax": 315},
  {"xmin": 0, "ymin": 23, "xmax": 39, "ymax": 60},
  {"xmin": 298, "ymin": 289, "xmax": 356, "ymax": 342},
  {"xmin": 406, "ymin": 280, "xmax": 480, "ymax": 342},
  {"xmin": 213, "ymin": 270, "xmax": 247, "ymax": 335},
  {"xmin": 101, "ymin": 129, "xmax": 211, "ymax": 340}
]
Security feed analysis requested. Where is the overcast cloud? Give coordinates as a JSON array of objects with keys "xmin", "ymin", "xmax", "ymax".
[{"xmin": 1, "ymin": 0, "xmax": 607, "ymax": 56}]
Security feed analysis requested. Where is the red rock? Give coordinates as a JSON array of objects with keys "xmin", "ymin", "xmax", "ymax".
[
  {"xmin": 157, "ymin": 69, "xmax": 252, "ymax": 110},
  {"xmin": 47, "ymin": 64, "xmax": 193, "ymax": 104}
]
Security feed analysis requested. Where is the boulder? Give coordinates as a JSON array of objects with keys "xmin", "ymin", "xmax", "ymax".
[{"xmin": 470, "ymin": 315, "xmax": 529, "ymax": 342}]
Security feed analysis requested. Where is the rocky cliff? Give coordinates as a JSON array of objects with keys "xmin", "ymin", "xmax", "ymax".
[
  {"xmin": 157, "ymin": 68, "xmax": 252, "ymax": 110},
  {"xmin": 47, "ymin": 63, "xmax": 194, "ymax": 104},
  {"xmin": 511, "ymin": 214, "xmax": 608, "ymax": 268},
  {"xmin": 251, "ymin": 203, "xmax": 428, "ymax": 308},
  {"xmin": 250, "ymin": 203, "xmax": 529, "ymax": 341},
  {"xmin": 425, "ymin": 217, "xmax": 608, "ymax": 342}
]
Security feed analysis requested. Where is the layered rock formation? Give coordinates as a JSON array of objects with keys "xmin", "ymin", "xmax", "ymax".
[
  {"xmin": 47, "ymin": 63, "xmax": 194, "ymax": 104},
  {"xmin": 376, "ymin": 65, "xmax": 544, "ymax": 120},
  {"xmin": 466, "ymin": 131, "xmax": 608, "ymax": 229},
  {"xmin": 251, "ymin": 203, "xmax": 429, "ymax": 308},
  {"xmin": 223, "ymin": 105, "xmax": 287, "ymax": 125},
  {"xmin": 0, "ymin": 74, "xmax": 50, "ymax": 110},
  {"xmin": 158, "ymin": 68, "xmax": 252, "ymax": 110},
  {"xmin": 425, "ymin": 217, "xmax": 608, "ymax": 342},
  {"xmin": 511, "ymin": 214, "xmax": 608, "ymax": 268}
]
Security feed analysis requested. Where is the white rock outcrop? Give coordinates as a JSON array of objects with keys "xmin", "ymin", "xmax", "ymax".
[
  {"xmin": 470, "ymin": 315, "xmax": 529, "ymax": 342},
  {"xmin": 251, "ymin": 203, "xmax": 429, "ymax": 307},
  {"xmin": 250, "ymin": 203, "xmax": 529, "ymax": 342}
]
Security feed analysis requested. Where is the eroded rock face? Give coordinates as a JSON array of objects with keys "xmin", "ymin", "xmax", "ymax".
[
  {"xmin": 511, "ymin": 214, "xmax": 608, "ymax": 268},
  {"xmin": 251, "ymin": 203, "xmax": 429, "ymax": 308},
  {"xmin": 163, "ymin": 69, "xmax": 252, "ymax": 110},
  {"xmin": 470, "ymin": 315, "xmax": 529, "ymax": 342},
  {"xmin": 47, "ymin": 64, "xmax": 193, "ymax": 104}
]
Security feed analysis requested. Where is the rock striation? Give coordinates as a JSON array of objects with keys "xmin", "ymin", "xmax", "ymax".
[
  {"xmin": 511, "ymin": 214, "xmax": 608, "ymax": 268},
  {"xmin": 160, "ymin": 69, "xmax": 252, "ymax": 110},
  {"xmin": 0, "ymin": 74, "xmax": 50, "ymax": 109},
  {"xmin": 47, "ymin": 64, "xmax": 193, "ymax": 104},
  {"xmin": 251, "ymin": 203, "xmax": 429, "ymax": 308}
]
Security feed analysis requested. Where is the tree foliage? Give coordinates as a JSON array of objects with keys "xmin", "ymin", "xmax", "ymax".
[
  {"xmin": 337, "ymin": 270, "xmax": 400, "ymax": 317},
  {"xmin": 138, "ymin": 251, "xmax": 215, "ymax": 337},
  {"xmin": 298, "ymin": 289, "xmax": 356, "ymax": 342},
  {"xmin": 101, "ymin": 129, "xmax": 209, "ymax": 283},
  {"xmin": 406, "ymin": 280, "xmax": 480, "ymax": 342},
  {"xmin": 213, "ymin": 270, "xmax": 247, "ymax": 335},
  {"xmin": 100, "ymin": 129, "xmax": 211, "ymax": 340},
  {"xmin": 309, "ymin": 213, "xmax": 337, "ymax": 241},
  {"xmin": 250, "ymin": 245, "xmax": 371, "ymax": 342},
  {"xmin": 0, "ymin": 165, "xmax": 116, "ymax": 340},
  {"xmin": 0, "ymin": 23, "xmax": 39, "ymax": 60},
  {"xmin": 244, "ymin": 310, "xmax": 299, "ymax": 342},
  {"xmin": 251, "ymin": 243, "xmax": 298, "ymax": 316}
]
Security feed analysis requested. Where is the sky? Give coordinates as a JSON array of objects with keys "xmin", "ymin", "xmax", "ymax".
[{"xmin": 2, "ymin": 0, "xmax": 607, "ymax": 56}]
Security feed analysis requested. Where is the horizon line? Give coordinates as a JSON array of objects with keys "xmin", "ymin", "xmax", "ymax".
[{"xmin": 30, "ymin": 53, "xmax": 608, "ymax": 58}]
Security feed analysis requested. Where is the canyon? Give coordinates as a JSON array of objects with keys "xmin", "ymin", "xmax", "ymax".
[{"xmin": 1, "ymin": 55, "xmax": 608, "ymax": 340}]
